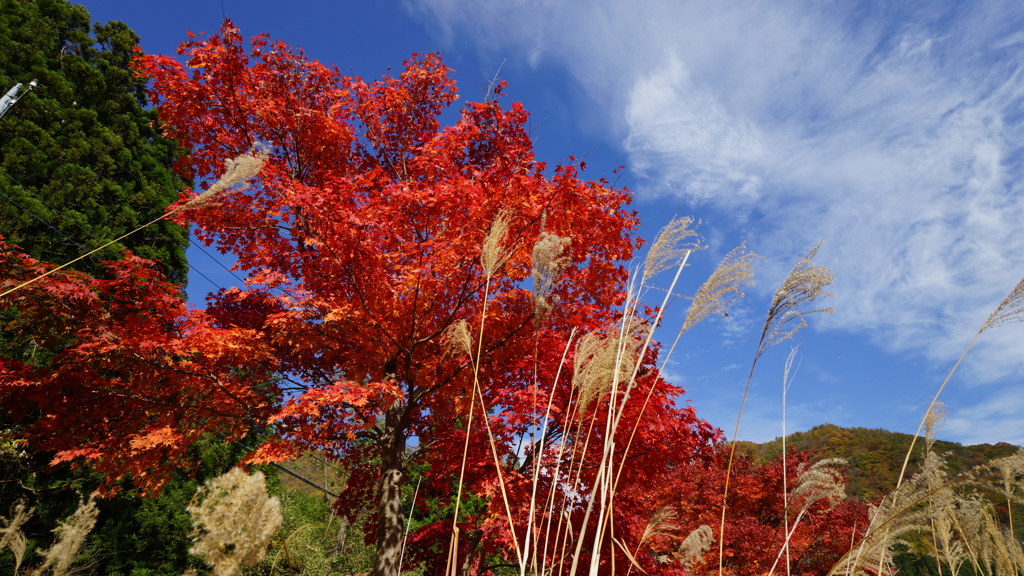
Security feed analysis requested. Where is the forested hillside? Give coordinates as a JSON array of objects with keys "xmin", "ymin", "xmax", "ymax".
[{"xmin": 751, "ymin": 423, "xmax": 1021, "ymax": 501}]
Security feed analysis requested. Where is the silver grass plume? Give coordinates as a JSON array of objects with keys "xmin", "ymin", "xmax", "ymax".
[
  {"xmin": 181, "ymin": 145, "xmax": 269, "ymax": 211},
  {"xmin": 830, "ymin": 447, "xmax": 1024, "ymax": 576},
  {"xmin": 531, "ymin": 232, "xmax": 571, "ymax": 320},
  {"xmin": 0, "ymin": 500, "xmax": 33, "ymax": 574},
  {"xmin": 676, "ymin": 525, "xmax": 714, "ymax": 568},
  {"xmin": 481, "ymin": 209, "xmax": 514, "ymax": 279},
  {"xmin": 640, "ymin": 506, "xmax": 680, "ymax": 545},
  {"xmin": 982, "ymin": 276, "xmax": 1024, "ymax": 331},
  {"xmin": 442, "ymin": 319, "xmax": 474, "ymax": 358},
  {"xmin": 682, "ymin": 243, "xmax": 760, "ymax": 333},
  {"xmin": 187, "ymin": 468, "xmax": 282, "ymax": 576},
  {"xmin": 36, "ymin": 496, "xmax": 99, "ymax": 576},
  {"xmin": 791, "ymin": 458, "xmax": 848, "ymax": 511},
  {"xmin": 923, "ymin": 401, "xmax": 949, "ymax": 454},
  {"xmin": 757, "ymin": 240, "xmax": 834, "ymax": 358},
  {"xmin": 643, "ymin": 216, "xmax": 704, "ymax": 282},
  {"xmin": 572, "ymin": 322, "xmax": 646, "ymax": 416}
]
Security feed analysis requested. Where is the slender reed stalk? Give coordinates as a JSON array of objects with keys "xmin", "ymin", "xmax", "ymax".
[
  {"xmin": 780, "ymin": 347, "xmax": 800, "ymax": 576},
  {"xmin": 718, "ymin": 240, "xmax": 834, "ymax": 576},
  {"xmin": 895, "ymin": 276, "xmax": 1024, "ymax": 491},
  {"xmin": 398, "ymin": 476, "xmax": 423, "ymax": 573},
  {"xmin": 522, "ymin": 330, "xmax": 577, "ymax": 575},
  {"xmin": 446, "ymin": 209, "xmax": 522, "ymax": 574}
]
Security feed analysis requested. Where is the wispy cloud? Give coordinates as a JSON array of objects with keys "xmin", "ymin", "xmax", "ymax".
[
  {"xmin": 412, "ymin": 0, "xmax": 1024, "ymax": 363},
  {"xmin": 410, "ymin": 0, "xmax": 1024, "ymax": 442},
  {"xmin": 946, "ymin": 386, "xmax": 1024, "ymax": 445}
]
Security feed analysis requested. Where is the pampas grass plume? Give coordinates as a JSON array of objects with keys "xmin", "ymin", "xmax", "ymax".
[
  {"xmin": 36, "ymin": 496, "xmax": 99, "ymax": 576},
  {"xmin": 187, "ymin": 467, "xmax": 282, "ymax": 576}
]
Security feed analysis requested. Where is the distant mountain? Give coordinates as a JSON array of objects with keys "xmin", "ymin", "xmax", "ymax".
[{"xmin": 746, "ymin": 423, "xmax": 1021, "ymax": 501}]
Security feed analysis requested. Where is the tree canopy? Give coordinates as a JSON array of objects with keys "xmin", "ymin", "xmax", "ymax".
[{"xmin": 0, "ymin": 0, "xmax": 188, "ymax": 283}]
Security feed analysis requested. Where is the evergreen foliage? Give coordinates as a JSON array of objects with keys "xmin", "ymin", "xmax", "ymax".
[{"xmin": 0, "ymin": 0, "xmax": 188, "ymax": 283}]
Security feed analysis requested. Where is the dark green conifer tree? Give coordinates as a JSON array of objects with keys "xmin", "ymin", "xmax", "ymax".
[
  {"xmin": 0, "ymin": 0, "xmax": 188, "ymax": 282},
  {"xmin": 0, "ymin": 3, "xmax": 207, "ymax": 574}
]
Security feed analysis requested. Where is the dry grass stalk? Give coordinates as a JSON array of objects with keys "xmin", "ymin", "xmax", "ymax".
[
  {"xmin": 995, "ymin": 452, "xmax": 1024, "ymax": 536},
  {"xmin": 36, "ymin": 496, "xmax": 99, "ymax": 576},
  {"xmin": 187, "ymin": 467, "xmax": 282, "ymax": 576},
  {"xmin": 0, "ymin": 500, "xmax": 33, "ymax": 573},
  {"xmin": 681, "ymin": 243, "xmax": 760, "ymax": 333},
  {"xmin": 898, "ymin": 274, "xmax": 1024, "ymax": 492},
  {"xmin": 830, "ymin": 443, "xmax": 1024, "ymax": 576},
  {"xmin": 532, "ymin": 232, "xmax": 571, "ymax": 319},
  {"xmin": 481, "ymin": 209, "xmax": 514, "ymax": 278},
  {"xmin": 769, "ymin": 459, "xmax": 849, "ymax": 576},
  {"xmin": 181, "ymin": 145, "xmax": 269, "ymax": 211},
  {"xmin": 643, "ymin": 216, "xmax": 704, "ymax": 282},
  {"xmin": 719, "ymin": 241, "xmax": 834, "ymax": 576}
]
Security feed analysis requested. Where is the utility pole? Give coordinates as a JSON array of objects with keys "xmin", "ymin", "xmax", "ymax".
[{"xmin": 0, "ymin": 79, "xmax": 38, "ymax": 120}]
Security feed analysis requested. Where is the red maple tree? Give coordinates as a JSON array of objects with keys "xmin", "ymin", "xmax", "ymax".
[
  {"xmin": 661, "ymin": 447, "xmax": 870, "ymax": 576},
  {"xmin": 1, "ymin": 20, "xmax": 733, "ymax": 576},
  {"xmin": 0, "ymin": 241, "xmax": 276, "ymax": 495},
  {"xmin": 132, "ymin": 21, "xmax": 723, "ymax": 575}
]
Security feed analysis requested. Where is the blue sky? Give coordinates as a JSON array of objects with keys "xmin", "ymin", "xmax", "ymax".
[{"xmin": 80, "ymin": 0, "xmax": 1024, "ymax": 446}]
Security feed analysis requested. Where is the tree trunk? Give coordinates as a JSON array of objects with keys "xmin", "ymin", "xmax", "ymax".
[
  {"xmin": 330, "ymin": 515, "xmax": 350, "ymax": 557},
  {"xmin": 458, "ymin": 528, "xmax": 483, "ymax": 576},
  {"xmin": 373, "ymin": 401, "xmax": 408, "ymax": 576}
]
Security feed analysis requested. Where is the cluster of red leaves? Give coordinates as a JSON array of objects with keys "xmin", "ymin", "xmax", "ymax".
[
  {"xmin": 0, "ymin": 241, "xmax": 276, "ymax": 495},
  {"xmin": 656, "ymin": 447, "xmax": 870, "ymax": 576}
]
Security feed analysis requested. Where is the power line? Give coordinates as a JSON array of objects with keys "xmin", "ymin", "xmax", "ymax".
[{"xmin": 0, "ymin": 167, "xmax": 96, "ymax": 258}]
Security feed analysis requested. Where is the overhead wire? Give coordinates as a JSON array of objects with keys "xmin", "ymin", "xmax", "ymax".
[{"xmin": 0, "ymin": 167, "xmax": 97, "ymax": 258}]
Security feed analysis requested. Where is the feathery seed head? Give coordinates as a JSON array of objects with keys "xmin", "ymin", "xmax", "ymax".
[
  {"xmin": 36, "ymin": 496, "xmax": 99, "ymax": 576},
  {"xmin": 982, "ymin": 276, "xmax": 1024, "ymax": 332},
  {"xmin": 924, "ymin": 401, "xmax": 949, "ymax": 452},
  {"xmin": 187, "ymin": 468, "xmax": 282, "ymax": 576},
  {"xmin": 481, "ymin": 209, "xmax": 515, "ymax": 278},
  {"xmin": 641, "ymin": 506, "xmax": 680, "ymax": 544},
  {"xmin": 0, "ymin": 500, "xmax": 33, "ymax": 574},
  {"xmin": 181, "ymin": 144, "xmax": 270, "ymax": 211},
  {"xmin": 677, "ymin": 525, "xmax": 714, "ymax": 568},
  {"xmin": 791, "ymin": 458, "xmax": 847, "ymax": 510},
  {"xmin": 443, "ymin": 319, "xmax": 474, "ymax": 358},
  {"xmin": 759, "ymin": 240, "xmax": 834, "ymax": 357},
  {"xmin": 531, "ymin": 232, "xmax": 571, "ymax": 320},
  {"xmin": 644, "ymin": 216, "xmax": 705, "ymax": 282},
  {"xmin": 572, "ymin": 323, "xmax": 647, "ymax": 416},
  {"xmin": 682, "ymin": 243, "xmax": 761, "ymax": 333}
]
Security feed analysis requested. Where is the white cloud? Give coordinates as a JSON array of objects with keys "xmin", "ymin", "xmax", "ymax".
[
  {"xmin": 945, "ymin": 386, "xmax": 1024, "ymax": 445},
  {"xmin": 409, "ymin": 0, "xmax": 1024, "ymax": 448},
  {"xmin": 410, "ymin": 0, "xmax": 1024, "ymax": 381},
  {"xmin": 624, "ymin": 54, "xmax": 764, "ymax": 205}
]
